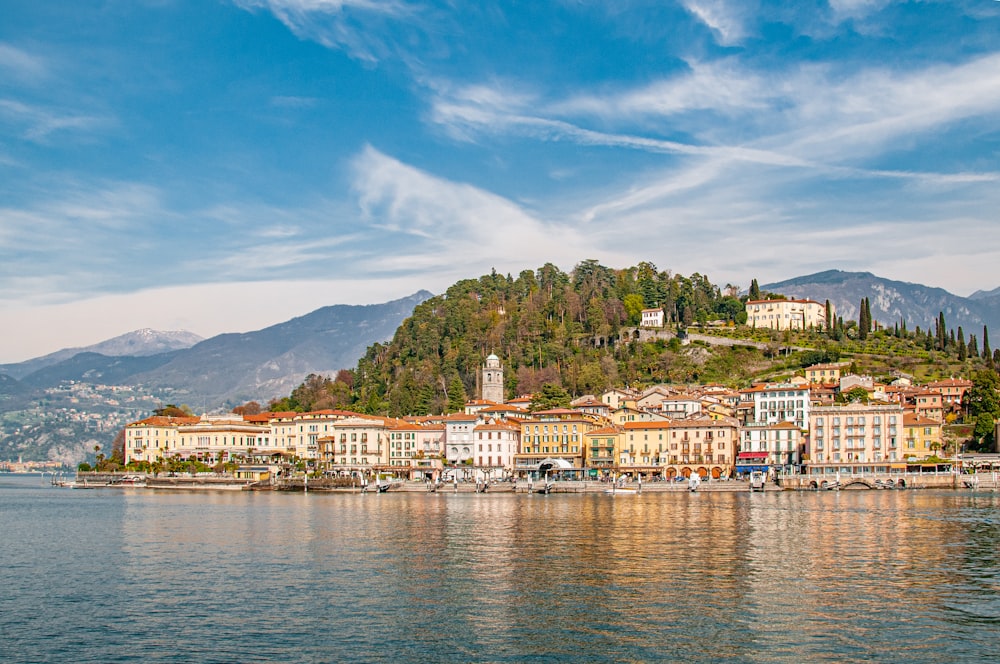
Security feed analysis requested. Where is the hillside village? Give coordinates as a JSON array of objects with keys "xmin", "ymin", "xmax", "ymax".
[{"xmin": 119, "ymin": 294, "xmax": 999, "ymax": 483}]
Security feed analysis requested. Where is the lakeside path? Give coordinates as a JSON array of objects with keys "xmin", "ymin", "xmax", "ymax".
[{"xmin": 68, "ymin": 472, "xmax": 980, "ymax": 492}]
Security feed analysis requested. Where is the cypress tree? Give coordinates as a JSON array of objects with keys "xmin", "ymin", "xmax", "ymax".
[
  {"xmin": 969, "ymin": 334, "xmax": 979, "ymax": 359},
  {"xmin": 958, "ymin": 326, "xmax": 967, "ymax": 361},
  {"xmin": 749, "ymin": 279, "xmax": 761, "ymax": 301},
  {"xmin": 858, "ymin": 298, "xmax": 868, "ymax": 341},
  {"xmin": 825, "ymin": 299, "xmax": 833, "ymax": 331},
  {"xmin": 984, "ymin": 326, "xmax": 991, "ymax": 360}
]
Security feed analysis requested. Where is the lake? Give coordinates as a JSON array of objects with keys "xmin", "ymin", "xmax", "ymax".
[{"xmin": 1, "ymin": 475, "xmax": 998, "ymax": 662}]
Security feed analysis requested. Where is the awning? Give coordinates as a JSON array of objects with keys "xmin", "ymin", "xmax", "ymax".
[
  {"xmin": 738, "ymin": 452, "xmax": 769, "ymax": 459},
  {"xmin": 736, "ymin": 464, "xmax": 770, "ymax": 472}
]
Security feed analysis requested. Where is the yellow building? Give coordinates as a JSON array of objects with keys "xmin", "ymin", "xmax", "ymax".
[
  {"xmin": 515, "ymin": 408, "xmax": 597, "ymax": 472},
  {"xmin": 903, "ymin": 413, "xmax": 942, "ymax": 459},
  {"xmin": 583, "ymin": 426, "xmax": 621, "ymax": 469},
  {"xmin": 805, "ymin": 363, "xmax": 842, "ymax": 384}
]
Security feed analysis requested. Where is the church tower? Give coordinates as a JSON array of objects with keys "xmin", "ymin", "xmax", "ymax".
[{"xmin": 481, "ymin": 353, "xmax": 505, "ymax": 404}]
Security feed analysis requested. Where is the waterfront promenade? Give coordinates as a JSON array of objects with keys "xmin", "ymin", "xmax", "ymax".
[{"xmin": 69, "ymin": 469, "xmax": 988, "ymax": 492}]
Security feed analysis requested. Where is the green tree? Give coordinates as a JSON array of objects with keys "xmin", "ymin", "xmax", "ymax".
[
  {"xmin": 838, "ymin": 386, "xmax": 870, "ymax": 404},
  {"xmin": 623, "ymin": 293, "xmax": 645, "ymax": 325},
  {"xmin": 530, "ymin": 383, "xmax": 571, "ymax": 411},
  {"xmin": 154, "ymin": 404, "xmax": 192, "ymax": 417},
  {"xmin": 749, "ymin": 278, "xmax": 761, "ymax": 301},
  {"xmin": 858, "ymin": 297, "xmax": 870, "ymax": 341},
  {"xmin": 964, "ymin": 370, "xmax": 1000, "ymax": 420},
  {"xmin": 983, "ymin": 326, "xmax": 992, "ymax": 361},
  {"xmin": 447, "ymin": 375, "xmax": 468, "ymax": 412},
  {"xmin": 973, "ymin": 412, "xmax": 997, "ymax": 452}
]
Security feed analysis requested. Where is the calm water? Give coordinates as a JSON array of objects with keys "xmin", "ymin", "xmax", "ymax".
[{"xmin": 1, "ymin": 476, "xmax": 998, "ymax": 663}]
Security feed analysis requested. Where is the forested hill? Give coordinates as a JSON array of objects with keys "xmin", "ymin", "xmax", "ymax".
[{"xmin": 350, "ymin": 261, "xmax": 749, "ymax": 416}]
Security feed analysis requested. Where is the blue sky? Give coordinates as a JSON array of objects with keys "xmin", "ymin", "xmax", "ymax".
[{"xmin": 2, "ymin": 0, "xmax": 1000, "ymax": 362}]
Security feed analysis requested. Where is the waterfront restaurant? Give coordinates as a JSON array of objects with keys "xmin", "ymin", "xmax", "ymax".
[{"xmin": 735, "ymin": 451, "xmax": 770, "ymax": 478}]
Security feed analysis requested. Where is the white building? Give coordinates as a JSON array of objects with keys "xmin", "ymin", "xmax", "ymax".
[
  {"xmin": 747, "ymin": 383, "xmax": 811, "ymax": 430},
  {"xmin": 473, "ymin": 421, "xmax": 520, "ymax": 478},
  {"xmin": 640, "ymin": 308, "xmax": 664, "ymax": 328}
]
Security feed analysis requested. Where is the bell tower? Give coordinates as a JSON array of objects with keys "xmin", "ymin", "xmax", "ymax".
[{"xmin": 481, "ymin": 353, "xmax": 505, "ymax": 404}]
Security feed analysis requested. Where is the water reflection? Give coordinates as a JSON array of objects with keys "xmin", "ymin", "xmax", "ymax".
[{"xmin": 2, "ymin": 479, "xmax": 999, "ymax": 663}]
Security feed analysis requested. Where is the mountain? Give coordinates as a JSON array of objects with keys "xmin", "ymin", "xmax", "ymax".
[
  {"xmin": 18, "ymin": 351, "xmax": 181, "ymax": 389},
  {"xmin": 0, "ymin": 329, "xmax": 203, "ymax": 380},
  {"xmin": 761, "ymin": 270, "xmax": 1000, "ymax": 334},
  {"xmin": 130, "ymin": 290, "xmax": 434, "ymax": 404},
  {"xmin": 969, "ymin": 286, "xmax": 1000, "ymax": 301},
  {"xmin": 8, "ymin": 291, "xmax": 433, "ymax": 406}
]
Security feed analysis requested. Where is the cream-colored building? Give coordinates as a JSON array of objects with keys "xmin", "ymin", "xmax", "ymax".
[
  {"xmin": 175, "ymin": 415, "xmax": 271, "ymax": 463},
  {"xmin": 123, "ymin": 415, "xmax": 200, "ymax": 464},
  {"xmin": 739, "ymin": 421, "xmax": 803, "ymax": 471},
  {"xmin": 319, "ymin": 416, "xmax": 392, "ymax": 468},
  {"xmin": 808, "ymin": 403, "xmax": 905, "ymax": 464},
  {"xmin": 746, "ymin": 298, "xmax": 828, "ymax": 330}
]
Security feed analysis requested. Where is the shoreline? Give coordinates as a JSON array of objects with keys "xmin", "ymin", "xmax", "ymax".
[{"xmin": 60, "ymin": 473, "xmax": 989, "ymax": 493}]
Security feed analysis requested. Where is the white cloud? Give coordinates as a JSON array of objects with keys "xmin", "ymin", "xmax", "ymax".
[
  {"xmin": 0, "ymin": 42, "xmax": 47, "ymax": 80},
  {"xmin": 0, "ymin": 98, "xmax": 112, "ymax": 143},
  {"xmin": 233, "ymin": 0, "xmax": 417, "ymax": 62},
  {"xmin": 681, "ymin": 0, "xmax": 750, "ymax": 45},
  {"xmin": 350, "ymin": 145, "xmax": 613, "ymax": 276},
  {"xmin": 827, "ymin": 0, "xmax": 892, "ymax": 21}
]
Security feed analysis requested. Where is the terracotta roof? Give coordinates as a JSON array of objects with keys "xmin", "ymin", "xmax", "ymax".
[{"xmin": 128, "ymin": 415, "xmax": 200, "ymax": 427}]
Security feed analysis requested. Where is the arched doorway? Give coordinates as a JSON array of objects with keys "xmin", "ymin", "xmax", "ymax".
[
  {"xmin": 711, "ymin": 467, "xmax": 721, "ymax": 479},
  {"xmin": 697, "ymin": 467, "xmax": 708, "ymax": 478}
]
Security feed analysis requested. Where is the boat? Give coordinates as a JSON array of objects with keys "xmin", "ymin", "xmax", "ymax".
[
  {"xmin": 688, "ymin": 474, "xmax": 701, "ymax": 492},
  {"xmin": 749, "ymin": 470, "xmax": 765, "ymax": 492}
]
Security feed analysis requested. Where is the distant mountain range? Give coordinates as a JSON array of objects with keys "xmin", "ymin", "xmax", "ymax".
[
  {"xmin": 762, "ymin": 270, "xmax": 1000, "ymax": 334},
  {"xmin": 0, "ymin": 329, "xmax": 204, "ymax": 380},
  {"xmin": 4, "ymin": 271, "xmax": 999, "ymax": 414},
  {"xmin": 0, "ymin": 291, "xmax": 433, "ymax": 407}
]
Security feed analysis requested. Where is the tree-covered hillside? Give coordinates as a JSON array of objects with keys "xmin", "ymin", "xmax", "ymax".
[
  {"xmin": 267, "ymin": 261, "xmax": 998, "ymax": 421},
  {"xmin": 347, "ymin": 261, "xmax": 752, "ymax": 415}
]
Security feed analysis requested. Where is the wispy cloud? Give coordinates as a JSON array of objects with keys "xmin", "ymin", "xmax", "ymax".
[
  {"xmin": 269, "ymin": 95, "xmax": 318, "ymax": 108},
  {"xmin": 0, "ymin": 98, "xmax": 112, "ymax": 143},
  {"xmin": 680, "ymin": 0, "xmax": 750, "ymax": 45},
  {"xmin": 233, "ymin": 0, "xmax": 418, "ymax": 62},
  {"xmin": 350, "ymin": 145, "xmax": 613, "ymax": 277},
  {"xmin": 0, "ymin": 42, "xmax": 47, "ymax": 80}
]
